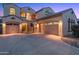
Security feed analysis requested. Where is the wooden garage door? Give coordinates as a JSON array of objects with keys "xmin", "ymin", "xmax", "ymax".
[
  {"xmin": 44, "ymin": 24, "xmax": 59, "ymax": 35},
  {"xmin": 6, "ymin": 24, "xmax": 19, "ymax": 34}
]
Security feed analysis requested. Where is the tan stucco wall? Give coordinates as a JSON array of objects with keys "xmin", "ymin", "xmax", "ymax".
[
  {"xmin": 36, "ymin": 15, "xmax": 63, "ymax": 36},
  {"xmin": 62, "ymin": 10, "xmax": 77, "ymax": 36}
]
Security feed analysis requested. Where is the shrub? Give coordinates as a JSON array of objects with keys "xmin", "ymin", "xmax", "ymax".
[{"xmin": 71, "ymin": 25, "xmax": 79, "ymax": 37}]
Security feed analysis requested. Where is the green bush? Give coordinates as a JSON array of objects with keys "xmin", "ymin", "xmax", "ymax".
[{"xmin": 71, "ymin": 25, "xmax": 79, "ymax": 37}]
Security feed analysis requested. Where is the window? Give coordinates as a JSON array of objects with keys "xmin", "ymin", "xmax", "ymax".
[
  {"xmin": 31, "ymin": 14, "xmax": 36, "ymax": 19},
  {"xmin": 53, "ymin": 22, "xmax": 59, "ymax": 24},
  {"xmin": 45, "ymin": 22, "xmax": 53, "ymax": 26},
  {"xmin": 48, "ymin": 22, "xmax": 53, "ymax": 25},
  {"xmin": 71, "ymin": 11, "xmax": 74, "ymax": 14},
  {"xmin": 26, "ymin": 13, "xmax": 31, "ymax": 20},
  {"xmin": 77, "ymin": 21, "xmax": 79, "ymax": 24},
  {"xmin": 10, "ymin": 8, "xmax": 15, "ymax": 15},
  {"xmin": 20, "ymin": 12, "xmax": 26, "ymax": 17},
  {"xmin": 68, "ymin": 18, "xmax": 71, "ymax": 32},
  {"xmin": 44, "ymin": 10, "xmax": 51, "ymax": 15},
  {"xmin": 68, "ymin": 18, "xmax": 75, "ymax": 32}
]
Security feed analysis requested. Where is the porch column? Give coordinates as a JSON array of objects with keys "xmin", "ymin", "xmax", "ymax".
[
  {"xmin": 37, "ymin": 23, "xmax": 40, "ymax": 33},
  {"xmin": 26, "ymin": 23, "xmax": 28, "ymax": 33},
  {"xmin": 59, "ymin": 20, "xmax": 63, "ymax": 36},
  {"xmin": 41, "ymin": 23, "xmax": 45, "ymax": 34},
  {"xmin": 2, "ymin": 23, "xmax": 6, "ymax": 34},
  {"xmin": 19, "ymin": 23, "xmax": 22, "ymax": 33},
  {"xmin": 36, "ymin": 23, "xmax": 45, "ymax": 33}
]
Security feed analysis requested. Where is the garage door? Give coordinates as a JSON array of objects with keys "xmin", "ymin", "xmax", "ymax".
[
  {"xmin": 6, "ymin": 24, "xmax": 19, "ymax": 34},
  {"xmin": 44, "ymin": 23, "xmax": 59, "ymax": 35}
]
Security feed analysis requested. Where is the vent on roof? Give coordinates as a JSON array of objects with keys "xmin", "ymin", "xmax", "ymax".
[
  {"xmin": 28, "ymin": 8, "xmax": 31, "ymax": 10},
  {"xmin": 11, "ymin": 17, "xmax": 15, "ymax": 19}
]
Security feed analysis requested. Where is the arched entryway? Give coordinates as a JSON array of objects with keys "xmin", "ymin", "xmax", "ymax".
[
  {"xmin": 27, "ymin": 23, "xmax": 34, "ymax": 33},
  {"xmin": 20, "ymin": 23, "xmax": 27, "ymax": 33}
]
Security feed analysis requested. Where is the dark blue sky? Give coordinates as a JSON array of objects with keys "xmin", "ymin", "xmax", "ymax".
[{"xmin": 0, "ymin": 3, "xmax": 79, "ymax": 18}]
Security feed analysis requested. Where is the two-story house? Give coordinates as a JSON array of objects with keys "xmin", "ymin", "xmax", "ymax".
[{"xmin": 0, "ymin": 3, "xmax": 78, "ymax": 37}]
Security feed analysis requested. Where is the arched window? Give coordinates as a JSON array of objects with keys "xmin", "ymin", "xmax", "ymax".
[
  {"xmin": 20, "ymin": 12, "xmax": 26, "ymax": 17},
  {"xmin": 10, "ymin": 8, "xmax": 16, "ymax": 15}
]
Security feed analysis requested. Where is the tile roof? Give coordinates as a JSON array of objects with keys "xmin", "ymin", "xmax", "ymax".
[
  {"xmin": 34, "ymin": 8, "xmax": 73, "ymax": 21},
  {"xmin": 2, "ymin": 15, "xmax": 29, "ymax": 22},
  {"xmin": 35, "ymin": 7, "xmax": 53, "ymax": 13}
]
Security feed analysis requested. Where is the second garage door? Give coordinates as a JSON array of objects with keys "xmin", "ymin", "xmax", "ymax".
[
  {"xmin": 6, "ymin": 24, "xmax": 19, "ymax": 34},
  {"xmin": 44, "ymin": 22, "xmax": 59, "ymax": 35}
]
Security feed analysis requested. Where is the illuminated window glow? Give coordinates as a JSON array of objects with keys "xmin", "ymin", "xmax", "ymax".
[
  {"xmin": 20, "ymin": 12, "xmax": 26, "ymax": 17},
  {"xmin": 10, "ymin": 8, "xmax": 15, "ymax": 15},
  {"xmin": 26, "ymin": 13, "xmax": 31, "ymax": 20},
  {"xmin": 45, "ymin": 22, "xmax": 53, "ymax": 26}
]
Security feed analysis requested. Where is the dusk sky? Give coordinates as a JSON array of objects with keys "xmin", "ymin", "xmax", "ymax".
[{"xmin": 0, "ymin": 3, "xmax": 79, "ymax": 18}]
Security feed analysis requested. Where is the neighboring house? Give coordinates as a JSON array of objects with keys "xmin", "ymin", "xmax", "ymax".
[{"xmin": 0, "ymin": 3, "xmax": 78, "ymax": 36}]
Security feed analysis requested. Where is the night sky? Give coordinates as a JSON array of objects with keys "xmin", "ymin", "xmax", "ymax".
[{"xmin": 0, "ymin": 3, "xmax": 79, "ymax": 18}]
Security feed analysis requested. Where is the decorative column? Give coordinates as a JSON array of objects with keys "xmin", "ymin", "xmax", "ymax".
[
  {"xmin": 19, "ymin": 23, "xmax": 22, "ymax": 33},
  {"xmin": 26, "ymin": 23, "xmax": 28, "ymax": 33},
  {"xmin": 59, "ymin": 20, "xmax": 63, "ymax": 36},
  {"xmin": 37, "ymin": 23, "xmax": 39, "ymax": 33},
  {"xmin": 2, "ymin": 23, "xmax": 6, "ymax": 34},
  {"xmin": 41, "ymin": 23, "xmax": 44, "ymax": 34}
]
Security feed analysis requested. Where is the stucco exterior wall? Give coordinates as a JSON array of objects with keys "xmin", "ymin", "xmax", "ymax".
[
  {"xmin": 3, "ymin": 4, "xmax": 20, "ymax": 17},
  {"xmin": 2, "ymin": 16, "xmax": 22, "ymax": 23},
  {"xmin": 62, "ymin": 9, "xmax": 77, "ymax": 36},
  {"xmin": 37, "ymin": 15, "xmax": 63, "ymax": 36}
]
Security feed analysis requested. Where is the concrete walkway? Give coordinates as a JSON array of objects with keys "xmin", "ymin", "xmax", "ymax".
[{"xmin": 0, "ymin": 34, "xmax": 79, "ymax": 55}]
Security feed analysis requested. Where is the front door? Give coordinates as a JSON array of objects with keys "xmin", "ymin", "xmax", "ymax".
[
  {"xmin": 28, "ymin": 23, "xmax": 34, "ymax": 33},
  {"xmin": 21, "ymin": 24, "xmax": 27, "ymax": 33}
]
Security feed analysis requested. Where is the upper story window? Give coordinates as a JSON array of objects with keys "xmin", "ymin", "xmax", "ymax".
[
  {"xmin": 31, "ymin": 14, "xmax": 36, "ymax": 19},
  {"xmin": 9, "ymin": 8, "xmax": 16, "ymax": 15},
  {"xmin": 26, "ymin": 12, "xmax": 31, "ymax": 20},
  {"xmin": 20, "ymin": 12, "xmax": 26, "ymax": 17},
  {"xmin": 44, "ymin": 10, "xmax": 51, "ymax": 15}
]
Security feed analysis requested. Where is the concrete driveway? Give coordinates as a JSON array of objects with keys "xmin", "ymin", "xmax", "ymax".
[{"xmin": 0, "ymin": 34, "xmax": 79, "ymax": 55}]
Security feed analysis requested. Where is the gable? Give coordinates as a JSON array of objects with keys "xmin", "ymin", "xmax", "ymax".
[
  {"xmin": 21, "ymin": 7, "xmax": 36, "ymax": 13},
  {"xmin": 62, "ymin": 9, "xmax": 77, "ymax": 23},
  {"xmin": 2, "ymin": 15, "xmax": 23, "ymax": 23},
  {"xmin": 3, "ymin": 4, "xmax": 20, "ymax": 17},
  {"xmin": 36, "ymin": 7, "xmax": 55, "ymax": 19}
]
